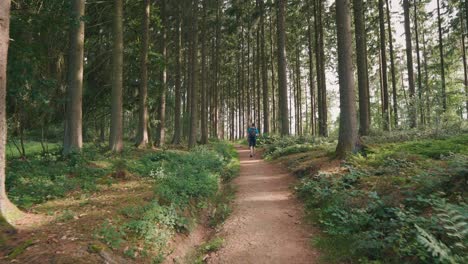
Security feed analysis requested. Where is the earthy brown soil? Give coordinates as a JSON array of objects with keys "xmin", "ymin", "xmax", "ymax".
[
  {"xmin": 0, "ymin": 180, "xmax": 154, "ymax": 264},
  {"xmin": 207, "ymin": 147, "xmax": 319, "ymax": 264}
]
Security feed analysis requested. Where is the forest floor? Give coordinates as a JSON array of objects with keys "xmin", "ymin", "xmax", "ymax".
[
  {"xmin": 207, "ymin": 147, "xmax": 320, "ymax": 264},
  {"xmin": 0, "ymin": 179, "xmax": 153, "ymax": 264},
  {"xmin": 0, "ymin": 141, "xmax": 240, "ymax": 264}
]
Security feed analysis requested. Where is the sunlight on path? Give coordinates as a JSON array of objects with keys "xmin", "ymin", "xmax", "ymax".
[{"xmin": 208, "ymin": 147, "xmax": 319, "ymax": 264}]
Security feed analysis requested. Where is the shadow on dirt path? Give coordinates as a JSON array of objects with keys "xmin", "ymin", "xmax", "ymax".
[{"xmin": 208, "ymin": 146, "xmax": 319, "ymax": 264}]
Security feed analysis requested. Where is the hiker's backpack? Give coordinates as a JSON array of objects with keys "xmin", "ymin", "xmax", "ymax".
[{"xmin": 248, "ymin": 127, "xmax": 256, "ymax": 138}]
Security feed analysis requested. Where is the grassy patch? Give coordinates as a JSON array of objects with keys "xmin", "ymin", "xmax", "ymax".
[{"xmin": 188, "ymin": 237, "xmax": 225, "ymax": 264}]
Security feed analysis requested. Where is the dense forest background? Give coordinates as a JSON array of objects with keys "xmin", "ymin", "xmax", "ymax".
[
  {"xmin": 4, "ymin": 0, "xmax": 467, "ymax": 153},
  {"xmin": 0, "ymin": 0, "xmax": 467, "ymax": 263}
]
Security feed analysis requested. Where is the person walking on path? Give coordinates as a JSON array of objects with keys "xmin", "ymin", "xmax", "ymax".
[{"xmin": 247, "ymin": 123, "xmax": 259, "ymax": 158}]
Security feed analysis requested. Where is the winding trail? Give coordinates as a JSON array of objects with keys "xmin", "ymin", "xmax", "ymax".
[{"xmin": 208, "ymin": 147, "xmax": 319, "ymax": 264}]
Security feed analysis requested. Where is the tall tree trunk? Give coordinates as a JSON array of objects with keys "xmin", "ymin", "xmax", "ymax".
[
  {"xmin": 437, "ymin": 0, "xmax": 446, "ymax": 112},
  {"xmin": 276, "ymin": 0, "xmax": 289, "ymax": 135},
  {"xmin": 109, "ymin": 0, "xmax": 124, "ymax": 152},
  {"xmin": 414, "ymin": 0, "xmax": 424, "ymax": 125},
  {"xmin": 1, "ymin": 0, "xmax": 22, "ymax": 222},
  {"xmin": 136, "ymin": 0, "xmax": 150, "ymax": 148},
  {"xmin": 200, "ymin": 0, "xmax": 208, "ymax": 144},
  {"xmin": 269, "ymin": 12, "xmax": 277, "ymax": 133},
  {"xmin": 403, "ymin": 0, "xmax": 417, "ymax": 128},
  {"xmin": 422, "ymin": 30, "xmax": 431, "ymax": 124},
  {"xmin": 215, "ymin": 0, "xmax": 220, "ymax": 138},
  {"xmin": 314, "ymin": 0, "xmax": 328, "ymax": 137},
  {"xmin": 173, "ymin": 9, "xmax": 182, "ymax": 145},
  {"xmin": 307, "ymin": 16, "xmax": 316, "ymax": 136},
  {"xmin": 295, "ymin": 48, "xmax": 302, "ymax": 135},
  {"xmin": 157, "ymin": 0, "xmax": 167, "ymax": 147},
  {"xmin": 188, "ymin": 0, "xmax": 199, "ymax": 148},
  {"xmin": 336, "ymin": 0, "xmax": 358, "ymax": 157},
  {"xmin": 462, "ymin": 1, "xmax": 468, "ymax": 119},
  {"xmin": 378, "ymin": 0, "xmax": 390, "ymax": 130},
  {"xmin": 256, "ymin": 25, "xmax": 262, "ymax": 132},
  {"xmin": 240, "ymin": 25, "xmax": 246, "ymax": 136},
  {"xmin": 64, "ymin": 0, "xmax": 85, "ymax": 155},
  {"xmin": 385, "ymin": 0, "xmax": 398, "ymax": 129},
  {"xmin": 353, "ymin": 0, "xmax": 370, "ymax": 136},
  {"xmin": 260, "ymin": 0, "xmax": 269, "ymax": 134}
]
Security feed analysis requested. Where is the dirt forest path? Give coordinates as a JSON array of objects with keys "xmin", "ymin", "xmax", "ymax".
[{"xmin": 208, "ymin": 147, "xmax": 319, "ymax": 264}]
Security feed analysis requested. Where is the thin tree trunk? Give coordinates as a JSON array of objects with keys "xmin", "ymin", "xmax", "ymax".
[
  {"xmin": 256, "ymin": 25, "xmax": 262, "ymax": 132},
  {"xmin": 296, "ymin": 48, "xmax": 302, "ymax": 135},
  {"xmin": 462, "ymin": 2, "xmax": 468, "ymax": 119},
  {"xmin": 109, "ymin": 0, "xmax": 124, "ymax": 152},
  {"xmin": 336, "ymin": 0, "xmax": 358, "ymax": 157},
  {"xmin": 307, "ymin": 15, "xmax": 316, "ymax": 136},
  {"xmin": 437, "ymin": 0, "xmax": 446, "ymax": 112},
  {"xmin": 403, "ymin": 0, "xmax": 417, "ymax": 128},
  {"xmin": 173, "ymin": 8, "xmax": 182, "ymax": 145},
  {"xmin": 314, "ymin": 0, "xmax": 328, "ymax": 137},
  {"xmin": 385, "ymin": 0, "xmax": 398, "ymax": 129},
  {"xmin": 422, "ymin": 30, "xmax": 431, "ymax": 124},
  {"xmin": 414, "ymin": 0, "xmax": 424, "ymax": 125},
  {"xmin": 136, "ymin": 0, "xmax": 150, "ymax": 148},
  {"xmin": 188, "ymin": 0, "xmax": 199, "ymax": 148},
  {"xmin": 378, "ymin": 0, "xmax": 390, "ymax": 130},
  {"xmin": 157, "ymin": 0, "xmax": 167, "ymax": 147},
  {"xmin": 353, "ymin": 0, "xmax": 370, "ymax": 136},
  {"xmin": 200, "ymin": 0, "xmax": 208, "ymax": 144},
  {"xmin": 215, "ymin": 0, "xmax": 220, "ymax": 138},
  {"xmin": 276, "ymin": 0, "xmax": 289, "ymax": 135},
  {"xmin": 269, "ymin": 12, "xmax": 277, "ymax": 133},
  {"xmin": 260, "ymin": 0, "xmax": 269, "ymax": 134}
]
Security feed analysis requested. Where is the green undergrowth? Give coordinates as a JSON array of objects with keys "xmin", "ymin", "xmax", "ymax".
[
  {"xmin": 188, "ymin": 237, "xmax": 225, "ymax": 264},
  {"xmin": 94, "ymin": 141, "xmax": 239, "ymax": 262},
  {"xmin": 5, "ymin": 140, "xmax": 239, "ymax": 263},
  {"xmin": 262, "ymin": 132, "xmax": 468, "ymax": 264}
]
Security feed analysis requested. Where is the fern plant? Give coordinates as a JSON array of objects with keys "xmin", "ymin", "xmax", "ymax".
[{"xmin": 415, "ymin": 202, "xmax": 468, "ymax": 264}]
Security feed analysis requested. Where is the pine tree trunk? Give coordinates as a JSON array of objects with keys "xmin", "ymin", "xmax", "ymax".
[
  {"xmin": 136, "ymin": 0, "xmax": 150, "ymax": 148},
  {"xmin": 109, "ymin": 0, "xmax": 124, "ymax": 152},
  {"xmin": 64, "ymin": 0, "xmax": 85, "ymax": 155},
  {"xmin": 213, "ymin": 0, "xmax": 220, "ymax": 138},
  {"xmin": 414, "ymin": 0, "xmax": 424, "ymax": 126},
  {"xmin": 307, "ymin": 16, "xmax": 316, "ymax": 136},
  {"xmin": 336, "ymin": 0, "xmax": 358, "ymax": 158},
  {"xmin": 403, "ymin": 0, "xmax": 417, "ymax": 128},
  {"xmin": 378, "ymin": 0, "xmax": 390, "ymax": 130},
  {"xmin": 173, "ymin": 9, "xmax": 182, "ymax": 145},
  {"xmin": 188, "ymin": 0, "xmax": 199, "ymax": 148},
  {"xmin": 260, "ymin": 0, "xmax": 269, "ymax": 134},
  {"xmin": 422, "ymin": 30, "xmax": 431, "ymax": 124},
  {"xmin": 269, "ymin": 12, "xmax": 277, "ymax": 133},
  {"xmin": 437, "ymin": 0, "xmax": 446, "ymax": 112},
  {"xmin": 295, "ymin": 48, "xmax": 302, "ymax": 135},
  {"xmin": 256, "ymin": 26, "xmax": 262, "ymax": 132},
  {"xmin": 314, "ymin": 0, "xmax": 328, "ymax": 137},
  {"xmin": 276, "ymin": 0, "xmax": 289, "ymax": 135},
  {"xmin": 353, "ymin": 0, "xmax": 370, "ymax": 136},
  {"xmin": 157, "ymin": 0, "xmax": 167, "ymax": 147},
  {"xmin": 200, "ymin": 0, "xmax": 208, "ymax": 144},
  {"xmin": 385, "ymin": 0, "xmax": 398, "ymax": 129},
  {"xmin": 462, "ymin": 2, "xmax": 468, "ymax": 119}
]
